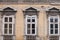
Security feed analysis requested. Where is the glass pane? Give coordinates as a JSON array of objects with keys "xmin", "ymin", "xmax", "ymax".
[
  {"xmin": 32, "ymin": 19, "xmax": 35, "ymax": 22},
  {"xmin": 55, "ymin": 24, "xmax": 58, "ymax": 28},
  {"xmin": 27, "ymin": 19, "xmax": 30, "ymax": 22},
  {"xmin": 9, "ymin": 29, "xmax": 12, "ymax": 34},
  {"xmin": 50, "ymin": 29, "xmax": 53, "ymax": 34},
  {"xmin": 55, "ymin": 18, "xmax": 58, "ymax": 22},
  {"xmin": 5, "ymin": 17, "xmax": 8, "ymax": 22},
  {"xmin": 4, "ymin": 29, "xmax": 8, "ymax": 34},
  {"xmin": 4, "ymin": 24, "xmax": 8, "ymax": 28},
  {"xmin": 27, "ymin": 24, "xmax": 30, "ymax": 28},
  {"xmin": 50, "ymin": 18, "xmax": 53, "ymax": 22},
  {"xmin": 32, "ymin": 29, "xmax": 35, "ymax": 34},
  {"xmin": 32, "ymin": 24, "xmax": 35, "ymax": 28},
  {"xmin": 27, "ymin": 30, "xmax": 30, "ymax": 34},
  {"xmin": 55, "ymin": 29, "xmax": 58, "ymax": 34},
  {"xmin": 9, "ymin": 17, "xmax": 12, "ymax": 22},
  {"xmin": 9, "ymin": 24, "xmax": 12, "ymax": 34},
  {"xmin": 50, "ymin": 24, "xmax": 53, "ymax": 28},
  {"xmin": 9, "ymin": 24, "xmax": 12, "ymax": 28}
]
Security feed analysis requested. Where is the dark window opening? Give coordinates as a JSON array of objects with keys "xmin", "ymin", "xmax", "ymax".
[
  {"xmin": 55, "ymin": 18, "xmax": 58, "ymax": 22},
  {"xmin": 4, "ymin": 24, "xmax": 8, "ymax": 28},
  {"xmin": 50, "ymin": 24, "xmax": 53, "ymax": 28},
  {"xmin": 27, "ymin": 19, "xmax": 30, "ymax": 22},
  {"xmin": 55, "ymin": 24, "xmax": 58, "ymax": 28},
  {"xmin": 32, "ymin": 19, "xmax": 35, "ymax": 22},
  {"xmin": 32, "ymin": 24, "xmax": 35, "ymax": 28},
  {"xmin": 27, "ymin": 24, "xmax": 30, "ymax": 28},
  {"xmin": 5, "ymin": 17, "xmax": 8, "ymax": 22},
  {"xmin": 55, "ymin": 29, "xmax": 58, "ymax": 34},
  {"xmin": 50, "ymin": 29, "xmax": 53, "ymax": 34},
  {"xmin": 50, "ymin": 18, "xmax": 53, "ymax": 22},
  {"xmin": 32, "ymin": 29, "xmax": 35, "ymax": 34},
  {"xmin": 27, "ymin": 30, "xmax": 30, "ymax": 34},
  {"xmin": 9, "ymin": 17, "xmax": 12, "ymax": 22}
]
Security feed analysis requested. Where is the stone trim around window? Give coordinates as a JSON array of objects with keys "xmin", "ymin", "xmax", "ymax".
[
  {"xmin": 23, "ymin": 7, "xmax": 39, "ymax": 16},
  {"xmin": 46, "ymin": 7, "xmax": 60, "ymax": 16}
]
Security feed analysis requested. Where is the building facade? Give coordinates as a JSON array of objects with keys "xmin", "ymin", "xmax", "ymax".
[{"xmin": 0, "ymin": 0, "xmax": 60, "ymax": 40}]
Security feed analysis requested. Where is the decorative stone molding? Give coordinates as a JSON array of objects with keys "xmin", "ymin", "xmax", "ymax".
[
  {"xmin": 0, "ymin": 7, "xmax": 17, "ymax": 16},
  {"xmin": 23, "ymin": 7, "xmax": 39, "ymax": 16},
  {"xmin": 46, "ymin": 7, "xmax": 60, "ymax": 16}
]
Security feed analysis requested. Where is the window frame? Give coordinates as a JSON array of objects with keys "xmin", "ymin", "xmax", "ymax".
[
  {"xmin": 25, "ymin": 15, "xmax": 37, "ymax": 35},
  {"xmin": 48, "ymin": 15, "xmax": 59, "ymax": 35},
  {"xmin": 2, "ymin": 15, "xmax": 14, "ymax": 35}
]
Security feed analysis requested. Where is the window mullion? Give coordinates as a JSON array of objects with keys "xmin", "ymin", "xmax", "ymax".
[
  {"xmin": 30, "ymin": 17, "xmax": 32, "ymax": 34},
  {"xmin": 35, "ymin": 16, "xmax": 36, "ymax": 35},
  {"xmin": 8, "ymin": 23, "xmax": 9, "ymax": 35},
  {"xmin": 8, "ymin": 17, "xmax": 9, "ymax": 35},
  {"xmin": 53, "ymin": 18, "xmax": 55, "ymax": 34},
  {"xmin": 54, "ymin": 23, "xmax": 55, "ymax": 34}
]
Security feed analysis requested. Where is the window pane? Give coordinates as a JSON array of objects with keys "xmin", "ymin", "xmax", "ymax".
[
  {"xmin": 27, "ymin": 19, "xmax": 30, "ymax": 22},
  {"xmin": 9, "ymin": 24, "xmax": 12, "ymax": 28},
  {"xmin": 5, "ymin": 17, "xmax": 8, "ymax": 22},
  {"xmin": 32, "ymin": 24, "xmax": 35, "ymax": 28},
  {"xmin": 50, "ymin": 24, "xmax": 53, "ymax": 28},
  {"xmin": 4, "ymin": 24, "xmax": 8, "ymax": 28},
  {"xmin": 9, "ymin": 24, "xmax": 12, "ymax": 34},
  {"xmin": 55, "ymin": 29, "xmax": 58, "ymax": 34},
  {"xmin": 32, "ymin": 29, "xmax": 35, "ymax": 34},
  {"xmin": 9, "ymin": 29, "xmax": 12, "ymax": 34},
  {"xmin": 27, "ymin": 24, "xmax": 30, "ymax": 28},
  {"xmin": 32, "ymin": 19, "xmax": 35, "ymax": 22},
  {"xmin": 55, "ymin": 24, "xmax": 58, "ymax": 28},
  {"xmin": 9, "ymin": 17, "xmax": 12, "ymax": 22},
  {"xmin": 50, "ymin": 18, "xmax": 53, "ymax": 22},
  {"xmin": 27, "ymin": 30, "xmax": 30, "ymax": 34},
  {"xmin": 4, "ymin": 24, "xmax": 8, "ymax": 34},
  {"xmin": 4, "ymin": 29, "xmax": 8, "ymax": 34},
  {"xmin": 50, "ymin": 29, "xmax": 53, "ymax": 34},
  {"xmin": 55, "ymin": 18, "xmax": 58, "ymax": 22}
]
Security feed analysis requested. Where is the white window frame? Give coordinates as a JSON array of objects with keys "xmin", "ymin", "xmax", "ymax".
[
  {"xmin": 25, "ymin": 15, "xmax": 37, "ymax": 35},
  {"xmin": 48, "ymin": 15, "xmax": 59, "ymax": 35},
  {"xmin": 2, "ymin": 15, "xmax": 14, "ymax": 35}
]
